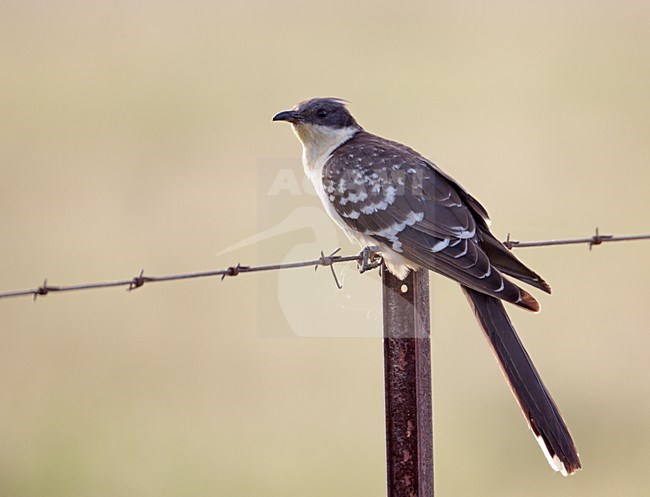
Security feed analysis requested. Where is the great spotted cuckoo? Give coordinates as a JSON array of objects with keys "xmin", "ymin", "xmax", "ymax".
[{"xmin": 273, "ymin": 97, "xmax": 580, "ymax": 476}]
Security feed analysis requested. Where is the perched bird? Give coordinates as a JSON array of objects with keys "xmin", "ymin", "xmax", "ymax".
[{"xmin": 273, "ymin": 97, "xmax": 581, "ymax": 476}]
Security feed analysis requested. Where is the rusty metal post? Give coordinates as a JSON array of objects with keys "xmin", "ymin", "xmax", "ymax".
[{"xmin": 382, "ymin": 267, "xmax": 433, "ymax": 497}]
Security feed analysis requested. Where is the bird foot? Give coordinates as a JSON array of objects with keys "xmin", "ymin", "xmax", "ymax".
[{"xmin": 358, "ymin": 246, "xmax": 383, "ymax": 274}]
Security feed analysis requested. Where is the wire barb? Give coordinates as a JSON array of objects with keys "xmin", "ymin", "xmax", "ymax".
[
  {"xmin": 315, "ymin": 248, "xmax": 343, "ymax": 289},
  {"xmin": 1, "ymin": 230, "xmax": 648, "ymax": 301},
  {"xmin": 221, "ymin": 263, "xmax": 247, "ymax": 281},
  {"xmin": 129, "ymin": 270, "xmax": 146, "ymax": 291},
  {"xmin": 504, "ymin": 233, "xmax": 513, "ymax": 250},
  {"xmin": 34, "ymin": 279, "xmax": 49, "ymax": 301},
  {"xmin": 589, "ymin": 227, "xmax": 613, "ymax": 250}
]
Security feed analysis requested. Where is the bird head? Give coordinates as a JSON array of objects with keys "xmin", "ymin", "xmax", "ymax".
[{"xmin": 273, "ymin": 98, "xmax": 361, "ymax": 158}]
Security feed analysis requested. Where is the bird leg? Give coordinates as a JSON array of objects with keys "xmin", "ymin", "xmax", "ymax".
[{"xmin": 358, "ymin": 246, "xmax": 383, "ymax": 274}]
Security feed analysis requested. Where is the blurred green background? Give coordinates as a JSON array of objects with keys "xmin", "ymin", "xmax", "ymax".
[{"xmin": 1, "ymin": 1, "xmax": 649, "ymax": 495}]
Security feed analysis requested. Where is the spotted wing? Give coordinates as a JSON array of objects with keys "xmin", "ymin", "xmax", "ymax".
[{"xmin": 323, "ymin": 132, "xmax": 540, "ymax": 311}]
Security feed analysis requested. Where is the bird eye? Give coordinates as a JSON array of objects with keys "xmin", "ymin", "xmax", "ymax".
[{"xmin": 316, "ymin": 109, "xmax": 328, "ymax": 118}]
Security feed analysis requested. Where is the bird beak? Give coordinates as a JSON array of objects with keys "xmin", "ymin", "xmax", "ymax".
[{"xmin": 272, "ymin": 110, "xmax": 300, "ymax": 123}]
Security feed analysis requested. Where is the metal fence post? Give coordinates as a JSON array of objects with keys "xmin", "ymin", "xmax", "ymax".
[{"xmin": 382, "ymin": 267, "xmax": 433, "ymax": 497}]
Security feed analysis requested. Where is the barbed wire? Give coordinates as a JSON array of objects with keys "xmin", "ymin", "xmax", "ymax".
[
  {"xmin": 0, "ymin": 227, "xmax": 648, "ymax": 301},
  {"xmin": 503, "ymin": 227, "xmax": 650, "ymax": 250}
]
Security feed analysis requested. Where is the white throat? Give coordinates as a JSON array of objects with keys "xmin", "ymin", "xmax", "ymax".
[{"xmin": 292, "ymin": 123, "xmax": 359, "ymax": 176}]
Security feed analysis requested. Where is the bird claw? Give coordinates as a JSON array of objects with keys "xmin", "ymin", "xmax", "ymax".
[{"xmin": 358, "ymin": 246, "xmax": 383, "ymax": 274}]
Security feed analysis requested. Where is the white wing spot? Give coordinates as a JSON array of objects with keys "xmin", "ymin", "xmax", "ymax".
[
  {"xmin": 360, "ymin": 201, "xmax": 389, "ymax": 215},
  {"xmin": 342, "ymin": 210, "xmax": 360, "ymax": 219},
  {"xmin": 365, "ymin": 211, "xmax": 423, "ymax": 254},
  {"xmin": 384, "ymin": 185, "xmax": 397, "ymax": 204},
  {"xmin": 478, "ymin": 266, "xmax": 492, "ymax": 279},
  {"xmin": 455, "ymin": 227, "xmax": 476, "ymax": 239},
  {"xmin": 453, "ymin": 240, "xmax": 469, "ymax": 258},
  {"xmin": 340, "ymin": 190, "xmax": 369, "ymax": 205},
  {"xmin": 411, "ymin": 212, "xmax": 424, "ymax": 223},
  {"xmin": 431, "ymin": 238, "xmax": 450, "ymax": 253}
]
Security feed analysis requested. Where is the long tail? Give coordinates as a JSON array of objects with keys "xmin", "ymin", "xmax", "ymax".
[{"xmin": 462, "ymin": 286, "xmax": 581, "ymax": 476}]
